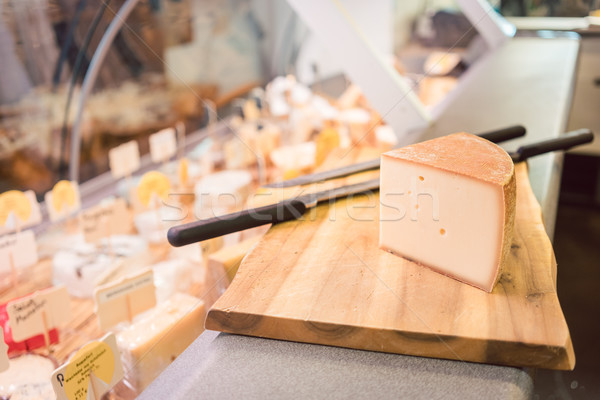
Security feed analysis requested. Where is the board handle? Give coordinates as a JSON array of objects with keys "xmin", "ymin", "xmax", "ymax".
[
  {"xmin": 512, "ymin": 129, "xmax": 594, "ymax": 163},
  {"xmin": 167, "ymin": 199, "xmax": 308, "ymax": 247},
  {"xmin": 478, "ymin": 125, "xmax": 526, "ymax": 143}
]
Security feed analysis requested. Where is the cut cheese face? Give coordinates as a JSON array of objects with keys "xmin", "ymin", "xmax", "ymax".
[
  {"xmin": 116, "ymin": 293, "xmax": 206, "ymax": 390},
  {"xmin": 379, "ymin": 133, "xmax": 516, "ymax": 292}
]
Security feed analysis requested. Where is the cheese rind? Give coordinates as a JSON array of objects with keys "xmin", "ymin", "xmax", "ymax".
[{"xmin": 379, "ymin": 133, "xmax": 516, "ymax": 292}]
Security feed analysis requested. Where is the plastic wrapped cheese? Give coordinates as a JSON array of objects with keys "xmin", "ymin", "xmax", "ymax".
[
  {"xmin": 0, "ymin": 354, "xmax": 55, "ymax": 399},
  {"xmin": 52, "ymin": 234, "xmax": 147, "ymax": 297},
  {"xmin": 117, "ymin": 293, "xmax": 206, "ymax": 390}
]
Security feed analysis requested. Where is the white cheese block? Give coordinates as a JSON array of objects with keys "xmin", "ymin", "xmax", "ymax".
[
  {"xmin": 289, "ymin": 83, "xmax": 312, "ymax": 105},
  {"xmin": 151, "ymin": 259, "xmax": 193, "ymax": 303},
  {"xmin": 133, "ymin": 209, "xmax": 169, "ymax": 244},
  {"xmin": 0, "ymin": 354, "xmax": 55, "ymax": 398},
  {"xmin": 223, "ymin": 136, "xmax": 257, "ymax": 170},
  {"xmin": 117, "ymin": 293, "xmax": 206, "ymax": 390},
  {"xmin": 337, "ymin": 108, "xmax": 371, "ymax": 144},
  {"xmin": 379, "ymin": 133, "xmax": 516, "ymax": 292},
  {"xmin": 270, "ymin": 142, "xmax": 316, "ymax": 173},
  {"xmin": 194, "ymin": 170, "xmax": 253, "ymax": 213},
  {"xmin": 374, "ymin": 125, "xmax": 398, "ymax": 150}
]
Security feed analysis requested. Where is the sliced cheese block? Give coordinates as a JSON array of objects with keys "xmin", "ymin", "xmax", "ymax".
[
  {"xmin": 379, "ymin": 133, "xmax": 516, "ymax": 292},
  {"xmin": 117, "ymin": 293, "xmax": 206, "ymax": 390}
]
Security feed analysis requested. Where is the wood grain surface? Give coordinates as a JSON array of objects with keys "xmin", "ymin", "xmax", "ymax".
[{"xmin": 206, "ymin": 150, "xmax": 575, "ymax": 370}]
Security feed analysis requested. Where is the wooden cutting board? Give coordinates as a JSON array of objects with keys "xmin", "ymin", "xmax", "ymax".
[{"xmin": 205, "ymin": 148, "xmax": 575, "ymax": 370}]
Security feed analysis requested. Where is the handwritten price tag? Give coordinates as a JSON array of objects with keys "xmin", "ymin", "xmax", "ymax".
[
  {"xmin": 137, "ymin": 171, "xmax": 171, "ymax": 208},
  {"xmin": 149, "ymin": 128, "xmax": 177, "ymax": 163},
  {"xmin": 79, "ymin": 198, "xmax": 130, "ymax": 243},
  {"xmin": 7, "ymin": 286, "xmax": 70, "ymax": 342},
  {"xmin": 52, "ymin": 332, "xmax": 124, "ymax": 400},
  {"xmin": 108, "ymin": 141, "xmax": 140, "ymax": 179},
  {"xmin": 45, "ymin": 180, "xmax": 82, "ymax": 222},
  {"xmin": 94, "ymin": 269, "xmax": 156, "ymax": 331},
  {"xmin": 0, "ymin": 190, "xmax": 42, "ymax": 234}
]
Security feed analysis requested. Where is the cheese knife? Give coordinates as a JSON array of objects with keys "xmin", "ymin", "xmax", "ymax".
[{"xmin": 167, "ymin": 128, "xmax": 593, "ymax": 246}]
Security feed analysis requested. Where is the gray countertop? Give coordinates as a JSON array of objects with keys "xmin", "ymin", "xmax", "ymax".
[
  {"xmin": 139, "ymin": 331, "xmax": 533, "ymax": 400},
  {"xmin": 140, "ymin": 35, "xmax": 579, "ymax": 399}
]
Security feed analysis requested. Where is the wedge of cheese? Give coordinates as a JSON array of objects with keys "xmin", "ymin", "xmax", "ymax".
[
  {"xmin": 116, "ymin": 293, "xmax": 206, "ymax": 390},
  {"xmin": 379, "ymin": 133, "xmax": 516, "ymax": 292}
]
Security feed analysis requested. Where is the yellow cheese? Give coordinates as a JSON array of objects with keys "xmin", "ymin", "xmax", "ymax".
[
  {"xmin": 315, "ymin": 126, "xmax": 340, "ymax": 166},
  {"xmin": 0, "ymin": 190, "xmax": 32, "ymax": 226},
  {"xmin": 116, "ymin": 293, "xmax": 206, "ymax": 390},
  {"xmin": 50, "ymin": 180, "xmax": 78, "ymax": 213},
  {"xmin": 137, "ymin": 171, "xmax": 171, "ymax": 208},
  {"xmin": 208, "ymin": 235, "xmax": 262, "ymax": 282}
]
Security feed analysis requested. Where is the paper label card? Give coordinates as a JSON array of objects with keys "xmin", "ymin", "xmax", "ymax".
[
  {"xmin": 149, "ymin": 128, "xmax": 177, "ymax": 163},
  {"xmin": 108, "ymin": 141, "xmax": 140, "ymax": 179},
  {"xmin": 45, "ymin": 180, "xmax": 82, "ymax": 222},
  {"xmin": 0, "ymin": 230, "xmax": 38, "ymax": 274},
  {"xmin": 0, "ymin": 190, "xmax": 42, "ymax": 234},
  {"xmin": 94, "ymin": 269, "xmax": 156, "ymax": 331},
  {"xmin": 80, "ymin": 198, "xmax": 130, "ymax": 244},
  {"xmin": 0, "ymin": 330, "xmax": 8, "ymax": 373},
  {"xmin": 7, "ymin": 286, "xmax": 71, "ymax": 342},
  {"xmin": 52, "ymin": 332, "xmax": 124, "ymax": 400}
]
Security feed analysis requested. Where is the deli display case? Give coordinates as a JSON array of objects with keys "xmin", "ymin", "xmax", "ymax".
[{"xmin": 0, "ymin": 1, "xmax": 598, "ymax": 399}]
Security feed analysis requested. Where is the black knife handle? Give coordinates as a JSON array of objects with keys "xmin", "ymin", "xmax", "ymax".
[
  {"xmin": 512, "ymin": 129, "xmax": 594, "ymax": 163},
  {"xmin": 479, "ymin": 125, "xmax": 526, "ymax": 143},
  {"xmin": 167, "ymin": 198, "xmax": 308, "ymax": 247}
]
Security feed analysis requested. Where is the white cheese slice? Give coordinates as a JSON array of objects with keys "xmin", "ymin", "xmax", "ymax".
[{"xmin": 379, "ymin": 133, "xmax": 516, "ymax": 292}]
